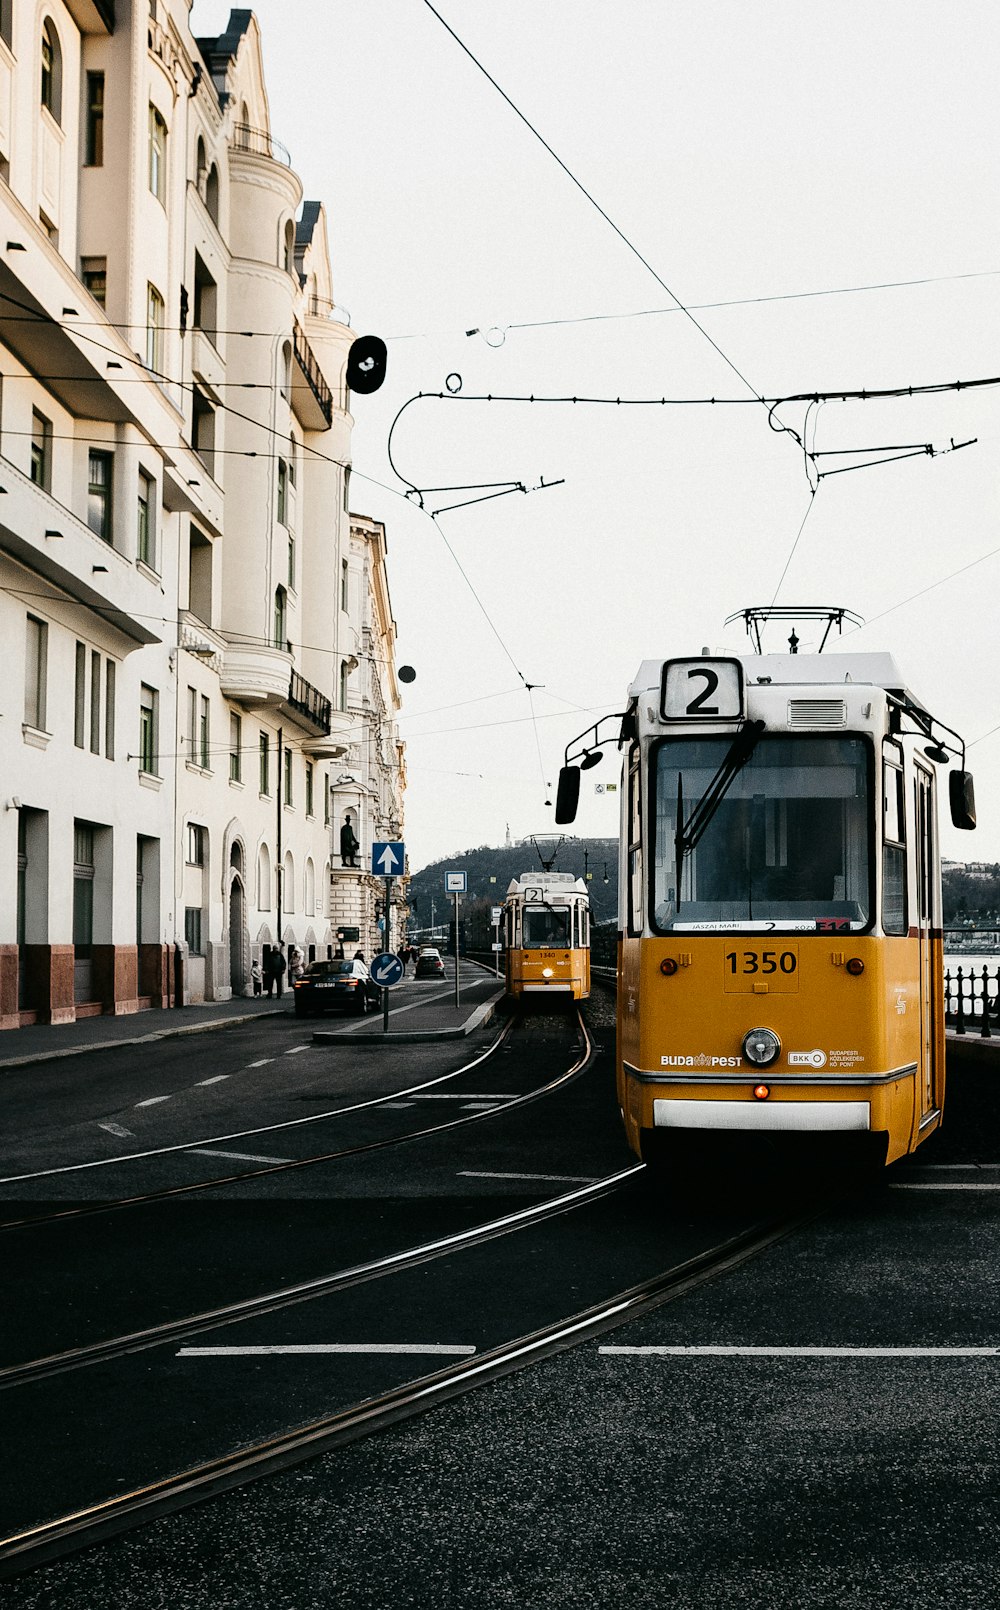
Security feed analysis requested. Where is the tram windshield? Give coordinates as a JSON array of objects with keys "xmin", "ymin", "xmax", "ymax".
[
  {"xmin": 523, "ymin": 905, "xmax": 571, "ymax": 948},
  {"xmin": 652, "ymin": 735, "xmax": 871, "ymax": 932}
]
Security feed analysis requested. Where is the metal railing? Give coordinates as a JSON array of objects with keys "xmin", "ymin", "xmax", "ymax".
[
  {"xmin": 292, "ymin": 323, "xmax": 333, "ymax": 425},
  {"xmin": 287, "ymin": 670, "xmax": 331, "ymax": 734},
  {"xmin": 945, "ymin": 962, "xmax": 1000, "ymax": 1037},
  {"xmin": 231, "ymin": 123, "xmax": 291, "ymax": 166}
]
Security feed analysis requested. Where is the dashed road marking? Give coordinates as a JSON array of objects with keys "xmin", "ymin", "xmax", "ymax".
[
  {"xmin": 178, "ymin": 1343, "xmax": 477, "ymax": 1357},
  {"xmin": 379, "ymin": 1102, "xmax": 415, "ymax": 1110},
  {"xmin": 599, "ymin": 1345, "xmax": 1000, "ymax": 1357},
  {"xmin": 285, "ymin": 1046, "xmax": 310, "ymax": 1055},
  {"xmin": 459, "ymin": 1170, "xmax": 599, "ymax": 1184},
  {"xmin": 891, "ymin": 1184, "xmax": 1000, "ymax": 1192},
  {"xmin": 187, "ymin": 1148, "xmax": 295, "ymax": 1164},
  {"xmin": 134, "ymin": 1096, "xmax": 170, "ymax": 1107},
  {"xmin": 97, "ymin": 1122, "xmax": 135, "ymax": 1138},
  {"xmin": 411, "ymin": 1092, "xmax": 515, "ymax": 1102},
  {"xmin": 461, "ymin": 1102, "xmax": 500, "ymax": 1111},
  {"xmin": 246, "ymin": 1059, "xmax": 274, "ymax": 1068},
  {"xmin": 197, "ymin": 1076, "xmax": 230, "ymax": 1086}
]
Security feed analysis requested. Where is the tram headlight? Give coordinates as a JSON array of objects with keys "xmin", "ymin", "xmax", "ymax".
[
  {"xmin": 542, "ymin": 967, "xmax": 554, "ymax": 979},
  {"xmin": 742, "ymin": 1027, "xmax": 781, "ymax": 1068}
]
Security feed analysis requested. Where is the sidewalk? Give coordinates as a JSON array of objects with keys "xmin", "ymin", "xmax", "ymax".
[
  {"xmin": 0, "ymin": 995, "xmax": 288, "ymax": 1073},
  {"xmin": 313, "ymin": 966, "xmax": 506, "ymax": 1044}
]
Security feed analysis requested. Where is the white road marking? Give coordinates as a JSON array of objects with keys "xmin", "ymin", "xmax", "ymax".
[
  {"xmin": 246, "ymin": 1059, "xmax": 274, "ymax": 1068},
  {"xmin": 379, "ymin": 1102, "xmax": 415, "ymax": 1110},
  {"xmin": 908, "ymin": 1163, "xmax": 1000, "ymax": 1171},
  {"xmin": 135, "ymin": 1096, "xmax": 170, "ymax": 1107},
  {"xmin": 461, "ymin": 1102, "xmax": 500, "ymax": 1111},
  {"xmin": 97, "ymin": 1122, "xmax": 135, "ymax": 1138},
  {"xmin": 187, "ymin": 1148, "xmax": 294, "ymax": 1165},
  {"xmin": 459, "ymin": 1170, "xmax": 599, "ymax": 1184},
  {"xmin": 411, "ymin": 1092, "xmax": 515, "ymax": 1102},
  {"xmin": 196, "ymin": 1076, "xmax": 230, "ymax": 1086},
  {"xmin": 599, "ymin": 1345, "xmax": 1000, "ymax": 1357},
  {"xmin": 178, "ymin": 1343, "xmax": 477, "ymax": 1357},
  {"xmin": 891, "ymin": 1184, "xmax": 1000, "ymax": 1192},
  {"xmin": 285, "ymin": 1045, "xmax": 310, "ymax": 1055}
]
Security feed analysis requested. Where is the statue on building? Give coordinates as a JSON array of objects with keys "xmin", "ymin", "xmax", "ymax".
[{"xmin": 340, "ymin": 816, "xmax": 360, "ymax": 868}]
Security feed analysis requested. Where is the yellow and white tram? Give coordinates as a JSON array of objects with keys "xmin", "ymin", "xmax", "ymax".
[
  {"xmin": 556, "ymin": 639, "xmax": 975, "ymax": 1166},
  {"xmin": 504, "ymin": 872, "xmax": 591, "ymax": 1002}
]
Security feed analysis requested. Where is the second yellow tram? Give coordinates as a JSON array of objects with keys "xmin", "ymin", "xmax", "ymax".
[
  {"xmin": 556, "ymin": 642, "xmax": 975, "ymax": 1166},
  {"xmin": 504, "ymin": 872, "xmax": 591, "ymax": 1002}
]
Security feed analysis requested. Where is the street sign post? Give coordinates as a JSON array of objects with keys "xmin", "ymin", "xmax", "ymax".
[
  {"xmin": 444, "ymin": 871, "xmax": 467, "ymax": 1006},
  {"xmin": 370, "ymin": 949, "xmax": 404, "ymax": 1034},
  {"xmin": 372, "ymin": 842, "xmax": 405, "ymax": 877}
]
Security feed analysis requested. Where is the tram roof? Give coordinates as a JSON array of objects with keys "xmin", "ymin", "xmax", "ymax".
[
  {"xmin": 506, "ymin": 872, "xmax": 588, "ymax": 897},
  {"xmin": 630, "ymin": 652, "xmax": 923, "ymax": 706}
]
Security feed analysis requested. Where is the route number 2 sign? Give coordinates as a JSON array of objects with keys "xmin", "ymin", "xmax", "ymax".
[{"xmin": 660, "ymin": 658, "xmax": 745, "ymax": 722}]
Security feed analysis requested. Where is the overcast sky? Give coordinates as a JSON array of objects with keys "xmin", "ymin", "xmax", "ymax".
[{"xmin": 191, "ymin": 1, "xmax": 1000, "ymax": 872}]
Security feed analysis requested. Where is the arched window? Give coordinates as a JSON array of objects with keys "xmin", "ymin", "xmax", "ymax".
[
  {"xmin": 148, "ymin": 105, "xmax": 167, "ymax": 203},
  {"xmin": 273, "ymin": 586, "xmax": 287, "ymax": 650},
  {"xmin": 257, "ymin": 843, "xmax": 271, "ymax": 909},
  {"xmin": 283, "ymin": 218, "xmax": 295, "ymax": 274},
  {"xmin": 305, "ymin": 857, "xmax": 315, "ymax": 915},
  {"xmin": 205, "ymin": 163, "xmax": 219, "ymax": 223},
  {"xmin": 283, "ymin": 851, "xmax": 294, "ymax": 912},
  {"xmin": 40, "ymin": 19, "xmax": 62, "ymax": 122},
  {"xmin": 195, "ymin": 135, "xmax": 206, "ymax": 190},
  {"xmin": 280, "ymin": 340, "xmax": 292, "ymax": 401}
]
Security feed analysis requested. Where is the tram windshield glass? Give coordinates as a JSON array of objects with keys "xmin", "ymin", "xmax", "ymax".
[
  {"xmin": 523, "ymin": 905, "xmax": 571, "ymax": 948},
  {"xmin": 652, "ymin": 735, "xmax": 871, "ymax": 931}
]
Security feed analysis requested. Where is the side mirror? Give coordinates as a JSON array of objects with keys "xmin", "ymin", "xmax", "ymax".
[
  {"xmin": 555, "ymin": 765, "xmax": 580, "ymax": 824},
  {"xmin": 950, "ymin": 770, "xmax": 976, "ymax": 831}
]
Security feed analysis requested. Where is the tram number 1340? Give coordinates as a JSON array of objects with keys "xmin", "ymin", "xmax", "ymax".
[{"xmin": 725, "ymin": 950, "xmax": 798, "ymax": 975}]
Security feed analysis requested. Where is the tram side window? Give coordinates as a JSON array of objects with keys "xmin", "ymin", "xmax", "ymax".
[
  {"xmin": 628, "ymin": 750, "xmax": 643, "ymax": 934},
  {"xmin": 882, "ymin": 756, "xmax": 907, "ymax": 936}
]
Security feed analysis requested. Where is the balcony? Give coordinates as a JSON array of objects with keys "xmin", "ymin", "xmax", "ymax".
[
  {"xmin": 230, "ymin": 123, "xmax": 291, "ymax": 166},
  {"xmin": 283, "ymin": 670, "xmax": 331, "ymax": 736},
  {"xmin": 292, "ymin": 323, "xmax": 333, "ymax": 431}
]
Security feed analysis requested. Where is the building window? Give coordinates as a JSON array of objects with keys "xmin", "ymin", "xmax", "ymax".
[
  {"xmin": 228, "ymin": 713, "xmax": 242, "ymax": 782},
  {"xmin": 89, "ymin": 649, "xmax": 101, "ymax": 753},
  {"xmin": 186, "ymin": 823, "xmax": 206, "ymax": 865},
  {"xmin": 30, "ymin": 409, "xmax": 51, "ymax": 491},
  {"xmin": 283, "ymin": 745, "xmax": 293, "ymax": 806},
  {"xmin": 41, "ymin": 21, "xmax": 62, "ymax": 123},
  {"xmin": 105, "ymin": 660, "xmax": 116, "ymax": 760},
  {"xmin": 137, "ymin": 470, "xmax": 155, "ymax": 567},
  {"xmin": 339, "ymin": 660, "xmax": 349, "ymax": 712},
  {"xmin": 324, "ymin": 776, "xmax": 330, "ymax": 827},
  {"xmin": 24, "ymin": 616, "xmax": 47, "ymax": 730},
  {"xmin": 87, "ymin": 449, "xmax": 113, "ymax": 542},
  {"xmin": 341, "ymin": 560, "xmax": 348, "ymax": 613},
  {"xmin": 1, "ymin": 0, "xmax": 12, "ymax": 49},
  {"xmin": 199, "ymin": 694, "xmax": 210, "ymax": 769},
  {"xmin": 73, "ymin": 823, "xmax": 95, "ymax": 948},
  {"xmin": 273, "ymin": 587, "xmax": 287, "ymax": 650},
  {"xmin": 204, "ymin": 163, "xmax": 219, "ymax": 223},
  {"xmin": 287, "ymin": 535, "xmax": 295, "ymax": 590},
  {"xmin": 81, "ymin": 257, "xmax": 107, "ymax": 306},
  {"xmin": 146, "ymin": 283, "xmax": 164, "ymax": 371},
  {"xmin": 138, "ymin": 684, "xmax": 157, "ymax": 774},
  {"xmin": 192, "ymin": 387, "xmax": 215, "ymax": 472},
  {"xmin": 277, "ymin": 458, "xmax": 287, "ymax": 524},
  {"xmin": 305, "ymin": 762, "xmax": 314, "ymax": 818},
  {"xmin": 192, "ymin": 251, "xmax": 217, "ymax": 343},
  {"xmin": 85, "ymin": 72, "xmax": 104, "ymax": 165},
  {"xmin": 184, "ymin": 906, "xmax": 203, "ymax": 955},
  {"xmin": 259, "ymin": 731, "xmax": 269, "ymax": 795},
  {"xmin": 74, "ymin": 642, "xmax": 86, "ymax": 747},
  {"xmin": 148, "ymin": 105, "xmax": 167, "ymax": 202}
]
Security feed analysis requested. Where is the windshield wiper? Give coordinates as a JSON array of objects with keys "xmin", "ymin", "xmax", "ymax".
[{"xmin": 674, "ymin": 720, "xmax": 766, "ymax": 910}]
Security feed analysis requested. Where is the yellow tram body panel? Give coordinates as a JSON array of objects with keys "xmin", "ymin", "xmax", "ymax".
[
  {"xmin": 507, "ymin": 946, "xmax": 591, "ymax": 1000},
  {"xmin": 618, "ymin": 933, "xmax": 945, "ymax": 1165}
]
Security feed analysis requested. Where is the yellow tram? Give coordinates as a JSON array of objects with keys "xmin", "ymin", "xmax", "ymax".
[
  {"xmin": 504, "ymin": 872, "xmax": 591, "ymax": 1002},
  {"xmin": 556, "ymin": 635, "xmax": 975, "ymax": 1166}
]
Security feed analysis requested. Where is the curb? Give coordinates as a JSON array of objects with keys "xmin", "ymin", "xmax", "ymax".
[
  {"xmin": 312, "ymin": 990, "xmax": 505, "ymax": 1046},
  {"xmin": 0, "ymin": 1005, "xmax": 288, "ymax": 1073},
  {"xmin": 946, "ymin": 1031, "xmax": 1000, "ymax": 1066}
]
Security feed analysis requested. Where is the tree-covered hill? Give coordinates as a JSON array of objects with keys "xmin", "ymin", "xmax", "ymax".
[{"xmin": 408, "ymin": 837, "xmax": 619, "ymax": 934}]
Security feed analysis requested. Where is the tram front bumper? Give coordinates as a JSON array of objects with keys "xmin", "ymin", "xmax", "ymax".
[{"xmin": 653, "ymin": 1097, "xmax": 871, "ymax": 1132}]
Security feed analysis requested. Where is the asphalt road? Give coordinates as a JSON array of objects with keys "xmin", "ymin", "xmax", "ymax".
[{"xmin": 2, "ymin": 998, "xmax": 999, "ymax": 1608}]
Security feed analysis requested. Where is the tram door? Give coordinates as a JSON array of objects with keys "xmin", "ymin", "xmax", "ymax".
[{"xmin": 915, "ymin": 766, "xmax": 937, "ymax": 1117}]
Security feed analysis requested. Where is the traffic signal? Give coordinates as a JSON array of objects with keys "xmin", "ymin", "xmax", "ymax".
[{"xmin": 346, "ymin": 335, "xmax": 387, "ymax": 396}]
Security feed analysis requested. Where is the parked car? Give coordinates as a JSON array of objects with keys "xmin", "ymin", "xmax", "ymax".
[
  {"xmin": 293, "ymin": 958, "xmax": 380, "ymax": 1016},
  {"xmin": 415, "ymin": 947, "xmax": 446, "ymax": 980}
]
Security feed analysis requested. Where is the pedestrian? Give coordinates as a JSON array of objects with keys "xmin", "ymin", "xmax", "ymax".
[
  {"xmin": 271, "ymin": 943, "xmax": 287, "ymax": 997},
  {"xmin": 251, "ymin": 958, "xmax": 263, "ymax": 996},
  {"xmin": 397, "ymin": 944, "xmax": 408, "ymax": 970},
  {"xmin": 290, "ymin": 947, "xmax": 304, "ymax": 981},
  {"xmin": 354, "ymin": 951, "xmax": 366, "ymax": 965}
]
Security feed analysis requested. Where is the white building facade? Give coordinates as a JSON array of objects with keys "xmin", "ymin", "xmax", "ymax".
[{"xmin": 0, "ymin": 3, "xmax": 403, "ymax": 1028}]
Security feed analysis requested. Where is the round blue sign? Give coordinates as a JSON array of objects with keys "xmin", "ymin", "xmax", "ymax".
[{"xmin": 370, "ymin": 951, "xmax": 405, "ymax": 987}]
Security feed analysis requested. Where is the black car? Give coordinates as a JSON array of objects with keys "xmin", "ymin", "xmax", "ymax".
[
  {"xmin": 293, "ymin": 958, "xmax": 380, "ymax": 1016},
  {"xmin": 415, "ymin": 947, "xmax": 446, "ymax": 979}
]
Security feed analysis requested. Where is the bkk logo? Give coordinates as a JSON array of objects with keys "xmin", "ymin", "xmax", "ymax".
[
  {"xmin": 660, "ymin": 1053, "xmax": 744, "ymax": 1068},
  {"xmin": 787, "ymin": 1049, "xmax": 828, "ymax": 1068}
]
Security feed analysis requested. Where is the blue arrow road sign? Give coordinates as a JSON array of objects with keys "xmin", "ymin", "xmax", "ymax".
[
  {"xmin": 370, "ymin": 952, "xmax": 405, "ymax": 987},
  {"xmin": 372, "ymin": 841, "xmax": 405, "ymax": 876}
]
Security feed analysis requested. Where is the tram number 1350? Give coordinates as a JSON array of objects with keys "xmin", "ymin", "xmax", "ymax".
[{"xmin": 726, "ymin": 950, "xmax": 797, "ymax": 975}]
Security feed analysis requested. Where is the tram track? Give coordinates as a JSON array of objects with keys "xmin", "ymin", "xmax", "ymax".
[
  {"xmin": 0, "ymin": 1011, "xmax": 593, "ymax": 1234},
  {"xmin": 0, "ymin": 1191, "xmax": 819, "ymax": 1578}
]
